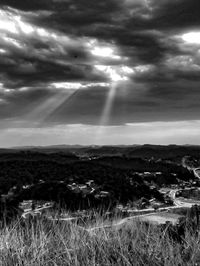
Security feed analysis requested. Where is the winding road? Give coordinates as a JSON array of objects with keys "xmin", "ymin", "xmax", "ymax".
[{"xmin": 168, "ymin": 167, "xmax": 200, "ymax": 208}]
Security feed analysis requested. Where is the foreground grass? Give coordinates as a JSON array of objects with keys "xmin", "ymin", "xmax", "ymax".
[{"xmin": 0, "ymin": 212, "xmax": 200, "ymax": 266}]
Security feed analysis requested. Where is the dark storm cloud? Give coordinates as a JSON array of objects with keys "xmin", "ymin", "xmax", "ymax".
[
  {"xmin": 0, "ymin": 0, "xmax": 169, "ymax": 65},
  {"xmin": 30, "ymin": 1, "xmax": 169, "ymax": 65},
  {"xmin": 0, "ymin": 29, "xmax": 108, "ymax": 89},
  {"xmin": 12, "ymin": 0, "xmax": 198, "ymax": 72},
  {"xmin": 0, "ymin": 0, "xmax": 51, "ymax": 11},
  {"xmin": 1, "ymin": 0, "xmax": 200, "ymax": 58},
  {"xmin": 133, "ymin": 65, "xmax": 200, "ymax": 84},
  {"xmin": 0, "ymin": 0, "xmax": 200, "ymax": 127},
  {"xmin": 148, "ymin": 0, "xmax": 200, "ymax": 31},
  {"xmin": 0, "ymin": 56, "xmax": 106, "ymax": 89}
]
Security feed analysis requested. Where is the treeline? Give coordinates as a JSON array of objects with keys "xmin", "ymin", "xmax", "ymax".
[{"xmin": 93, "ymin": 156, "xmax": 192, "ymax": 176}]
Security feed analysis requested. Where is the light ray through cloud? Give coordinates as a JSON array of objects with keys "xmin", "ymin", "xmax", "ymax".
[
  {"xmin": 18, "ymin": 81, "xmax": 110, "ymax": 129},
  {"xmin": 94, "ymin": 82, "xmax": 117, "ymax": 142},
  {"xmin": 99, "ymin": 83, "xmax": 117, "ymax": 125},
  {"xmin": 21, "ymin": 88, "xmax": 80, "ymax": 127},
  {"xmin": 94, "ymin": 64, "xmax": 134, "ymax": 141}
]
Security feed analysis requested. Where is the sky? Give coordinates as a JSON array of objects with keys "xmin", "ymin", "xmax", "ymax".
[{"xmin": 0, "ymin": 0, "xmax": 200, "ymax": 147}]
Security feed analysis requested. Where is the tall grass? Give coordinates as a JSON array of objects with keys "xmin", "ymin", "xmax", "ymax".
[{"xmin": 0, "ymin": 211, "xmax": 200, "ymax": 266}]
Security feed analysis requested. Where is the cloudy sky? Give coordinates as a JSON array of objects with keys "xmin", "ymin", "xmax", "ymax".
[{"xmin": 0, "ymin": 0, "xmax": 200, "ymax": 147}]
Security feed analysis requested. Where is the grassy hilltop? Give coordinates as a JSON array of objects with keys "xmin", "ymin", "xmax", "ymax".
[{"xmin": 1, "ymin": 210, "xmax": 200, "ymax": 266}]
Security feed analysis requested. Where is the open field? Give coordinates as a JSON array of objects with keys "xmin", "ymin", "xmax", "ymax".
[{"xmin": 139, "ymin": 212, "xmax": 182, "ymax": 225}]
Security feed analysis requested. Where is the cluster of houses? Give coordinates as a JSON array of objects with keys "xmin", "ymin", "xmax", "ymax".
[
  {"xmin": 0, "ymin": 179, "xmax": 111, "ymax": 222},
  {"xmin": 176, "ymin": 188, "xmax": 200, "ymax": 200},
  {"xmin": 136, "ymin": 171, "xmax": 162, "ymax": 178},
  {"xmin": 67, "ymin": 180, "xmax": 110, "ymax": 199}
]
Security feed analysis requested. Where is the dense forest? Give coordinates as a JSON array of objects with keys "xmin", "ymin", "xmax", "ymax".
[{"xmin": 0, "ymin": 151, "xmax": 194, "ymax": 191}]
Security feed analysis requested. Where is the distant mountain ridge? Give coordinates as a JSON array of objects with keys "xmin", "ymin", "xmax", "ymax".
[{"xmin": 1, "ymin": 144, "xmax": 200, "ymax": 161}]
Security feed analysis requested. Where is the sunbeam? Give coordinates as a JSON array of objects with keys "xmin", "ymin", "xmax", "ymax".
[
  {"xmin": 94, "ymin": 64, "xmax": 133, "ymax": 143},
  {"xmin": 16, "ymin": 88, "xmax": 80, "ymax": 146},
  {"xmin": 94, "ymin": 82, "xmax": 117, "ymax": 143},
  {"xmin": 99, "ymin": 83, "xmax": 117, "ymax": 126},
  {"xmin": 21, "ymin": 89, "xmax": 79, "ymax": 127}
]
